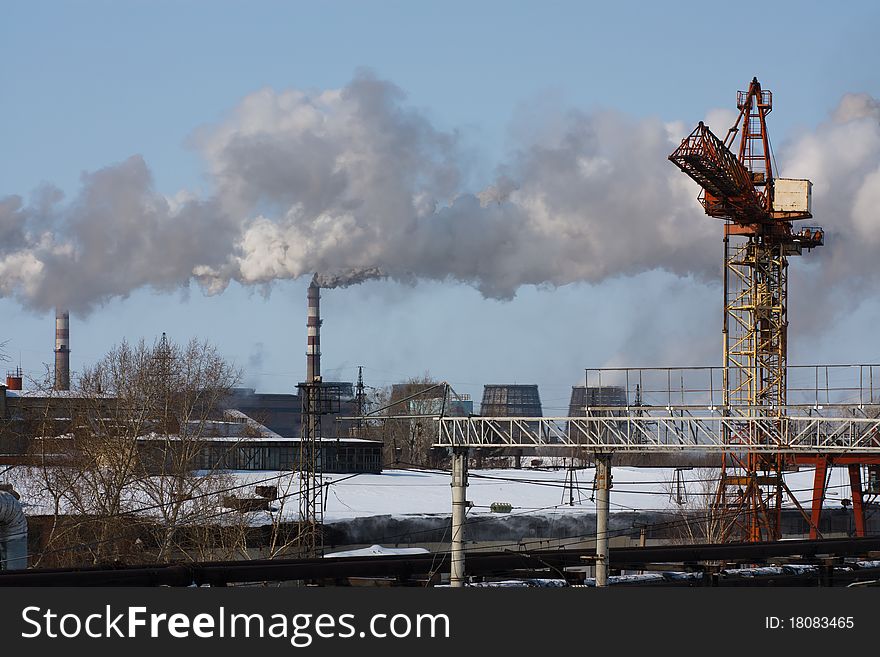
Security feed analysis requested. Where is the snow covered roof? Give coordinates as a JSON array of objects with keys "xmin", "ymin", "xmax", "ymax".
[
  {"xmin": 135, "ymin": 434, "xmax": 380, "ymax": 444},
  {"xmin": 5, "ymin": 389, "xmax": 114, "ymax": 399}
]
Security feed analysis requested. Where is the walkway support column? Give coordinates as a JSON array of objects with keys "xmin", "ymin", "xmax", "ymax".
[
  {"xmin": 595, "ymin": 453, "xmax": 612, "ymax": 587},
  {"xmin": 450, "ymin": 448, "xmax": 469, "ymax": 587}
]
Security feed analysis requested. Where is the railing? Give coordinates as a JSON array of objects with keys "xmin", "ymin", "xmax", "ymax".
[
  {"xmin": 584, "ymin": 364, "xmax": 880, "ymax": 410},
  {"xmin": 436, "ymin": 414, "xmax": 880, "ymax": 453}
]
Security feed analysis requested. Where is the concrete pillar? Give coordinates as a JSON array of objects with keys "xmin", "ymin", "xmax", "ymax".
[
  {"xmin": 595, "ymin": 453, "xmax": 612, "ymax": 587},
  {"xmin": 450, "ymin": 448, "xmax": 469, "ymax": 587}
]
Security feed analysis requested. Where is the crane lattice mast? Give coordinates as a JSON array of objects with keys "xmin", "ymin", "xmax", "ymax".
[{"xmin": 669, "ymin": 78, "xmax": 824, "ymax": 541}]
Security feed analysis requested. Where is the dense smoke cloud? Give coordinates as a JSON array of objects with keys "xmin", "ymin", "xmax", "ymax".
[
  {"xmin": 0, "ymin": 157, "xmax": 237, "ymax": 312},
  {"xmin": 0, "ymin": 71, "xmax": 877, "ymax": 318},
  {"xmin": 780, "ymin": 93, "xmax": 880, "ymax": 336},
  {"xmin": 193, "ymin": 75, "xmax": 716, "ymax": 299}
]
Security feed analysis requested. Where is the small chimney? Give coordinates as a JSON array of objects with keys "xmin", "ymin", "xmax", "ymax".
[
  {"xmin": 54, "ymin": 308, "xmax": 70, "ymax": 391},
  {"xmin": 306, "ymin": 282, "xmax": 321, "ymax": 383},
  {"xmin": 5, "ymin": 367, "xmax": 23, "ymax": 391}
]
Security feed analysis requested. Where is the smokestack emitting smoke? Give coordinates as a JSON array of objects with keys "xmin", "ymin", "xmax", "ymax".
[
  {"xmin": 0, "ymin": 73, "xmax": 877, "ymax": 337},
  {"xmin": 306, "ymin": 280, "xmax": 320, "ymax": 383},
  {"xmin": 54, "ymin": 308, "xmax": 69, "ymax": 391}
]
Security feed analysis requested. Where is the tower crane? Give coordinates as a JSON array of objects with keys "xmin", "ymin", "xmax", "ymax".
[{"xmin": 669, "ymin": 78, "xmax": 824, "ymax": 541}]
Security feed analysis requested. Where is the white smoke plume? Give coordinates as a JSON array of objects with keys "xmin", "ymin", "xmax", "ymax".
[
  {"xmin": 0, "ymin": 157, "xmax": 237, "ymax": 313},
  {"xmin": 780, "ymin": 93, "xmax": 880, "ymax": 337},
  {"xmin": 0, "ymin": 70, "xmax": 877, "ymax": 323},
  {"xmin": 192, "ymin": 76, "xmax": 717, "ymax": 299}
]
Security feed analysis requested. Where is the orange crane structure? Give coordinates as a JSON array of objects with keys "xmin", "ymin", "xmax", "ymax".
[
  {"xmin": 435, "ymin": 80, "xmax": 879, "ymax": 588},
  {"xmin": 669, "ymin": 78, "xmax": 825, "ymax": 541}
]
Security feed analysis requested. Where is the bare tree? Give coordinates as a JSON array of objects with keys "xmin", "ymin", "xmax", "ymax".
[
  {"xmin": 662, "ymin": 467, "xmax": 734, "ymax": 544},
  {"xmin": 18, "ymin": 336, "xmax": 244, "ymax": 567}
]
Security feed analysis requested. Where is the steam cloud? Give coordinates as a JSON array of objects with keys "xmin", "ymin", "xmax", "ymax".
[{"xmin": 0, "ymin": 71, "xmax": 877, "ymax": 320}]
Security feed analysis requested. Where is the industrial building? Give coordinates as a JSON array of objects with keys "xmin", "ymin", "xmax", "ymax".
[
  {"xmin": 0, "ymin": 303, "xmax": 382, "ymax": 475},
  {"xmin": 0, "ymin": 383, "xmax": 382, "ymax": 475},
  {"xmin": 388, "ymin": 383, "xmax": 471, "ymax": 416},
  {"xmin": 225, "ymin": 383, "xmax": 357, "ymax": 439},
  {"xmin": 140, "ymin": 435, "xmax": 382, "ymax": 474}
]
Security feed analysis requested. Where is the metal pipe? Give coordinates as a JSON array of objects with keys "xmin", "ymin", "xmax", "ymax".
[
  {"xmin": 450, "ymin": 448, "xmax": 468, "ymax": 587},
  {"xmin": 0, "ymin": 491, "xmax": 27, "ymax": 570},
  {"xmin": 5, "ymin": 537, "xmax": 880, "ymax": 587},
  {"xmin": 54, "ymin": 308, "xmax": 70, "ymax": 391}
]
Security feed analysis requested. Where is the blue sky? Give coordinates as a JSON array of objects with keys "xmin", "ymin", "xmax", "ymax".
[{"xmin": 2, "ymin": 1, "xmax": 879, "ymax": 407}]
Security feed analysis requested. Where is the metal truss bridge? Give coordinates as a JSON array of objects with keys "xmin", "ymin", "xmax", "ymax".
[
  {"xmin": 435, "ymin": 408, "xmax": 880, "ymax": 453},
  {"xmin": 433, "ymin": 365, "xmax": 880, "ymax": 453}
]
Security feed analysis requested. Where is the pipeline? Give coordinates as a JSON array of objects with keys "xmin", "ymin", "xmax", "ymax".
[{"xmin": 3, "ymin": 536, "xmax": 880, "ymax": 586}]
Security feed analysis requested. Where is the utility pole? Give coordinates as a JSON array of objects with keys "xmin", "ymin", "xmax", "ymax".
[
  {"xmin": 595, "ymin": 453, "xmax": 612, "ymax": 587},
  {"xmin": 355, "ymin": 366, "xmax": 366, "ymax": 411},
  {"xmin": 298, "ymin": 281, "xmax": 325, "ymax": 558},
  {"xmin": 562, "ymin": 462, "xmax": 581, "ymax": 506},
  {"xmin": 355, "ymin": 365, "xmax": 367, "ymax": 434},
  {"xmin": 450, "ymin": 447, "xmax": 469, "ymax": 588},
  {"xmin": 297, "ymin": 378, "xmax": 324, "ymax": 558}
]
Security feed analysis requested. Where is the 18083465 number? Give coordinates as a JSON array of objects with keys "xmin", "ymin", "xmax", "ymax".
[{"xmin": 789, "ymin": 617, "xmax": 854, "ymax": 629}]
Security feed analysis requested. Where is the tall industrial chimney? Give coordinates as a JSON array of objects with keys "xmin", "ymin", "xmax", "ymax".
[
  {"xmin": 306, "ymin": 281, "xmax": 321, "ymax": 383},
  {"xmin": 54, "ymin": 308, "xmax": 70, "ymax": 391}
]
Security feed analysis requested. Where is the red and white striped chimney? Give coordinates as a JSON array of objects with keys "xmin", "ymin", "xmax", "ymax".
[
  {"xmin": 54, "ymin": 308, "xmax": 70, "ymax": 391},
  {"xmin": 306, "ymin": 282, "xmax": 321, "ymax": 383}
]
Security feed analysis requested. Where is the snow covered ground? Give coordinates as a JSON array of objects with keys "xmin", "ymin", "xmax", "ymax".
[
  {"xmin": 1, "ymin": 465, "xmax": 863, "ymax": 524},
  {"xmin": 192, "ymin": 465, "xmax": 860, "ymax": 524}
]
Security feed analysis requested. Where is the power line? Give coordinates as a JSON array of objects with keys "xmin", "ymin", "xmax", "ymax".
[{"xmin": 14, "ymin": 457, "xmax": 872, "ymax": 564}]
